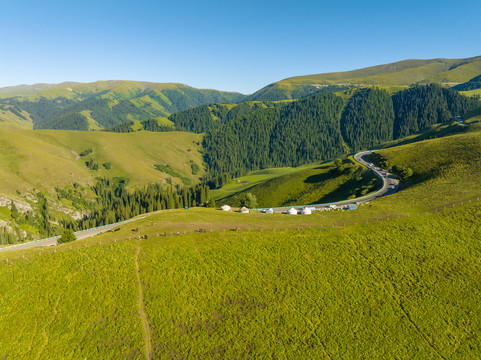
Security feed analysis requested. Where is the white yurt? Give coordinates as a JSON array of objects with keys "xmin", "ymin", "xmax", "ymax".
[
  {"xmin": 287, "ymin": 207, "xmax": 297, "ymax": 215},
  {"xmin": 266, "ymin": 208, "xmax": 274, "ymax": 214},
  {"xmin": 220, "ymin": 204, "xmax": 232, "ymax": 211},
  {"xmin": 301, "ymin": 207, "xmax": 311, "ymax": 215},
  {"xmin": 239, "ymin": 206, "xmax": 249, "ymax": 213}
]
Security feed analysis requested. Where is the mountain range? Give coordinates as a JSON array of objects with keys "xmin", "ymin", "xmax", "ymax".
[
  {"xmin": 0, "ymin": 56, "xmax": 480, "ymax": 131},
  {"xmin": 0, "ymin": 81, "xmax": 245, "ymax": 130}
]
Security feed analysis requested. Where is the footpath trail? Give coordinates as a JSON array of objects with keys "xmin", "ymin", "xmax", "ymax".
[{"xmin": 135, "ymin": 242, "xmax": 152, "ymax": 360}]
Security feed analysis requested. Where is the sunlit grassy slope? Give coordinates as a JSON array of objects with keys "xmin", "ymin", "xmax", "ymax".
[
  {"xmin": 248, "ymin": 56, "xmax": 481, "ymax": 100},
  {"xmin": 0, "ymin": 80, "xmax": 246, "ymax": 130},
  {"xmin": 280, "ymin": 56, "xmax": 481, "ymax": 86},
  {"xmin": 1, "ymin": 111, "xmax": 481, "ymax": 359},
  {"xmin": 0, "ymin": 129, "xmax": 204, "ymax": 196},
  {"xmin": 213, "ymin": 158, "xmax": 380, "ymax": 208}
]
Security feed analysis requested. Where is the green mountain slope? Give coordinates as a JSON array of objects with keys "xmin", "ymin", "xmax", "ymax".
[
  {"xmin": 213, "ymin": 157, "xmax": 380, "ymax": 208},
  {"xmin": 248, "ymin": 56, "xmax": 481, "ymax": 101},
  {"xmin": 0, "ymin": 81, "xmax": 246, "ymax": 130},
  {"xmin": 453, "ymin": 74, "xmax": 481, "ymax": 91},
  {"xmin": 203, "ymin": 85, "xmax": 479, "ymax": 185},
  {"xmin": 1, "ymin": 121, "xmax": 481, "ymax": 358},
  {"xmin": 0, "ymin": 129, "xmax": 204, "ymax": 241},
  {"xmin": 0, "ymin": 129, "xmax": 204, "ymax": 195}
]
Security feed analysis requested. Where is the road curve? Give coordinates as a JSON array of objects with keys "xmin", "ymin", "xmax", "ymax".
[
  {"xmin": 1, "ymin": 151, "xmax": 399, "ymax": 252},
  {"xmin": 257, "ymin": 150, "xmax": 399, "ymax": 213}
]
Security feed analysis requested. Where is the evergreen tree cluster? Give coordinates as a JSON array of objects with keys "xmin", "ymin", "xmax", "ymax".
[
  {"xmin": 62, "ymin": 178, "xmax": 213, "ymax": 231},
  {"xmin": 453, "ymin": 74, "xmax": 481, "ymax": 91},
  {"xmin": 170, "ymin": 104, "xmax": 230, "ymax": 133},
  {"xmin": 168, "ymin": 101, "xmax": 285, "ymax": 134},
  {"xmin": 104, "ymin": 118, "xmax": 175, "ymax": 133},
  {"xmin": 140, "ymin": 118, "xmax": 174, "ymax": 132},
  {"xmin": 106, "ymin": 121, "xmax": 136, "ymax": 133},
  {"xmin": 202, "ymin": 93, "xmax": 346, "ymax": 183},
  {"xmin": 341, "ymin": 88, "xmax": 394, "ymax": 151},
  {"xmin": 202, "ymin": 85, "xmax": 479, "ymax": 187},
  {"xmin": 392, "ymin": 85, "xmax": 478, "ymax": 138}
]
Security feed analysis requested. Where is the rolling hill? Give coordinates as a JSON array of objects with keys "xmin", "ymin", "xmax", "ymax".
[
  {"xmin": 1, "ymin": 114, "xmax": 480, "ymax": 358},
  {"xmin": 0, "ymin": 81, "xmax": 246, "ymax": 130},
  {"xmin": 0, "ymin": 129, "xmax": 204, "ymax": 240},
  {"xmin": 247, "ymin": 56, "xmax": 481, "ymax": 101},
  {"xmin": 453, "ymin": 74, "xmax": 481, "ymax": 91}
]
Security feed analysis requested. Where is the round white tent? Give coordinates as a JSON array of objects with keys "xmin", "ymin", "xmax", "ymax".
[
  {"xmin": 287, "ymin": 207, "xmax": 297, "ymax": 215},
  {"xmin": 301, "ymin": 207, "xmax": 311, "ymax": 215},
  {"xmin": 239, "ymin": 206, "xmax": 249, "ymax": 213},
  {"xmin": 221, "ymin": 205, "xmax": 232, "ymax": 211}
]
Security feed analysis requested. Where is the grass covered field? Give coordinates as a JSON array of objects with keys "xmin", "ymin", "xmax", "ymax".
[
  {"xmin": 0, "ymin": 129, "xmax": 204, "ymax": 196},
  {"xmin": 213, "ymin": 158, "xmax": 380, "ymax": 208},
  {"xmin": 1, "ymin": 198, "xmax": 480, "ymax": 358},
  {"xmin": 1, "ymin": 116, "xmax": 481, "ymax": 358}
]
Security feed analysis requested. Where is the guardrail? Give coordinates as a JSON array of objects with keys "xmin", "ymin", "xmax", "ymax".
[
  {"xmin": 252, "ymin": 150, "xmax": 393, "ymax": 211},
  {"xmin": 0, "ymin": 217, "xmax": 144, "ymax": 252}
]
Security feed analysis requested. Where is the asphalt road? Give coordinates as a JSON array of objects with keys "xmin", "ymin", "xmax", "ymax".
[
  {"xmin": 1, "ymin": 151, "xmax": 398, "ymax": 251},
  {"xmin": 0, "ymin": 218, "xmax": 141, "ymax": 253},
  {"xmin": 267, "ymin": 150, "xmax": 399, "ymax": 213}
]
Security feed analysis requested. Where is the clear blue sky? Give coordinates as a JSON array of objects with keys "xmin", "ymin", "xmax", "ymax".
[{"xmin": 0, "ymin": 0, "xmax": 479, "ymax": 94}]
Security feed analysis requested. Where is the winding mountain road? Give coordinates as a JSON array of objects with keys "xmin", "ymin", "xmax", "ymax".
[
  {"xmin": 262, "ymin": 150, "xmax": 399, "ymax": 213},
  {"xmin": 1, "ymin": 151, "xmax": 398, "ymax": 252}
]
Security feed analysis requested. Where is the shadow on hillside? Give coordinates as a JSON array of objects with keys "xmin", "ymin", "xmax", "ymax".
[{"xmin": 303, "ymin": 170, "xmax": 334, "ymax": 184}]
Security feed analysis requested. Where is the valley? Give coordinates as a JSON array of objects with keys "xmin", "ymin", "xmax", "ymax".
[{"xmin": 0, "ymin": 55, "xmax": 480, "ymax": 359}]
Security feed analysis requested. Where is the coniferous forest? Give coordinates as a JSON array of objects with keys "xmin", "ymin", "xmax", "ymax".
[
  {"xmin": 1, "ymin": 83, "xmax": 479, "ymax": 243},
  {"xmin": 340, "ymin": 88, "xmax": 394, "ymax": 151},
  {"xmin": 201, "ymin": 85, "xmax": 478, "ymax": 186},
  {"xmin": 61, "ymin": 178, "xmax": 213, "ymax": 231}
]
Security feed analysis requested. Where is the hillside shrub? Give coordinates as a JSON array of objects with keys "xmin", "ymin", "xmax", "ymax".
[{"xmin": 58, "ymin": 228, "xmax": 76, "ymax": 244}]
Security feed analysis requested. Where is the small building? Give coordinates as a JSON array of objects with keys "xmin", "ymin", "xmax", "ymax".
[
  {"xmin": 347, "ymin": 204, "xmax": 357, "ymax": 210},
  {"xmin": 220, "ymin": 205, "xmax": 232, "ymax": 211},
  {"xmin": 266, "ymin": 208, "xmax": 274, "ymax": 214},
  {"xmin": 239, "ymin": 206, "xmax": 249, "ymax": 213},
  {"xmin": 301, "ymin": 207, "xmax": 311, "ymax": 215},
  {"xmin": 287, "ymin": 207, "xmax": 297, "ymax": 215}
]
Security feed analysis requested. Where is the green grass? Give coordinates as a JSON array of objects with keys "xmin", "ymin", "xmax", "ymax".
[
  {"xmin": 150, "ymin": 116, "xmax": 174, "ymax": 127},
  {"xmin": 0, "ymin": 129, "xmax": 204, "ymax": 197},
  {"xmin": 0, "ymin": 206, "xmax": 10, "ymax": 220},
  {"xmin": 277, "ymin": 56, "xmax": 481, "ymax": 87},
  {"xmin": 1, "ymin": 98, "xmax": 481, "ymax": 358},
  {"xmin": 213, "ymin": 159, "xmax": 380, "ymax": 208},
  {"xmin": 0, "ymin": 242, "xmax": 144, "ymax": 358},
  {"xmin": 212, "ymin": 166, "xmax": 304, "ymax": 200},
  {"xmin": 0, "ymin": 106, "xmax": 33, "ymax": 130},
  {"xmin": 461, "ymin": 89, "xmax": 481, "ymax": 97},
  {"xmin": 248, "ymin": 56, "xmax": 481, "ymax": 101},
  {"xmin": 1, "ymin": 199, "xmax": 480, "ymax": 358},
  {"xmin": 377, "ymin": 119, "xmax": 472, "ymax": 150}
]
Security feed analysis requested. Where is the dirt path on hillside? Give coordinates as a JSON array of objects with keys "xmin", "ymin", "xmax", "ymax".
[{"xmin": 135, "ymin": 242, "xmax": 152, "ymax": 360}]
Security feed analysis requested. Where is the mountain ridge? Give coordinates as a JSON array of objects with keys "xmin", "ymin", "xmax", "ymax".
[
  {"xmin": 0, "ymin": 80, "xmax": 246, "ymax": 130},
  {"xmin": 247, "ymin": 55, "xmax": 481, "ymax": 101}
]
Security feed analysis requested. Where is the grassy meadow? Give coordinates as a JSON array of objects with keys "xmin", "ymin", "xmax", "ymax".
[
  {"xmin": 0, "ymin": 129, "xmax": 204, "ymax": 197},
  {"xmin": 2, "ymin": 122, "xmax": 481, "ymax": 358},
  {"xmin": 213, "ymin": 158, "xmax": 380, "ymax": 208},
  {"xmin": 1, "ymin": 103, "xmax": 481, "ymax": 358},
  {"xmin": 1, "ymin": 195, "xmax": 480, "ymax": 358}
]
